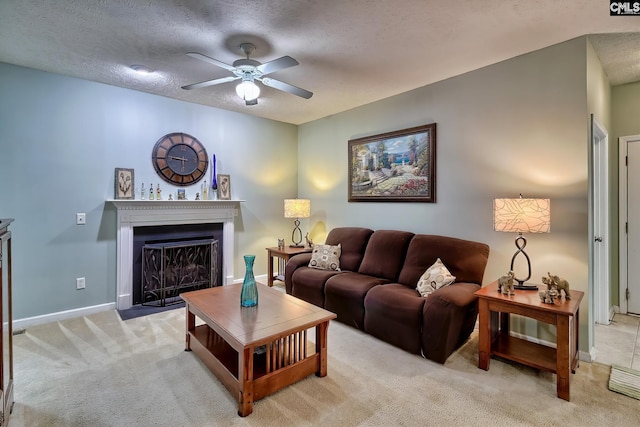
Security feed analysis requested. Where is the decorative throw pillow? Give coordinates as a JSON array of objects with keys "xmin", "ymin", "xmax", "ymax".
[
  {"xmin": 308, "ymin": 244, "xmax": 342, "ymax": 271},
  {"xmin": 416, "ymin": 258, "xmax": 456, "ymax": 298}
]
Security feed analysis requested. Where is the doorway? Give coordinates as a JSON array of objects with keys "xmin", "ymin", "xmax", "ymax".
[{"xmin": 619, "ymin": 135, "xmax": 640, "ymax": 315}]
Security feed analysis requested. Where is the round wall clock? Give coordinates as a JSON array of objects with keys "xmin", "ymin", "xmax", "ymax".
[{"xmin": 152, "ymin": 132, "xmax": 209, "ymax": 186}]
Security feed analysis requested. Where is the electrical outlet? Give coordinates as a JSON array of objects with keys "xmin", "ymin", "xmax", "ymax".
[
  {"xmin": 76, "ymin": 213, "xmax": 86, "ymax": 225},
  {"xmin": 76, "ymin": 277, "xmax": 86, "ymax": 290}
]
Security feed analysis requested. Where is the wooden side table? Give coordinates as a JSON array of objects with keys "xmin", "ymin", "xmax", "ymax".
[
  {"xmin": 475, "ymin": 281, "xmax": 584, "ymax": 401},
  {"xmin": 265, "ymin": 246, "xmax": 312, "ymax": 287}
]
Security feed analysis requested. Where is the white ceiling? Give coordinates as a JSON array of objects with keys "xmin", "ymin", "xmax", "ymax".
[{"xmin": 1, "ymin": 1, "xmax": 640, "ymax": 125}]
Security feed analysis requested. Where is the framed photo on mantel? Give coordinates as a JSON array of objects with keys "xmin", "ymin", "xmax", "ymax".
[
  {"xmin": 217, "ymin": 174, "xmax": 231, "ymax": 200},
  {"xmin": 348, "ymin": 123, "xmax": 436, "ymax": 203},
  {"xmin": 114, "ymin": 168, "xmax": 134, "ymax": 199}
]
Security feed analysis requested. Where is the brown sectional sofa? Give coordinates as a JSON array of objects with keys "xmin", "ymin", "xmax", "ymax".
[{"xmin": 285, "ymin": 227, "xmax": 490, "ymax": 363}]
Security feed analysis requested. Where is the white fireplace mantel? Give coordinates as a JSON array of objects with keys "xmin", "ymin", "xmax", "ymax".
[{"xmin": 109, "ymin": 199, "xmax": 243, "ymax": 310}]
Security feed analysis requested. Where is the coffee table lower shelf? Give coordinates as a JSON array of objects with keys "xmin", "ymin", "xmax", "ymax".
[{"xmin": 188, "ymin": 324, "xmax": 321, "ymax": 412}]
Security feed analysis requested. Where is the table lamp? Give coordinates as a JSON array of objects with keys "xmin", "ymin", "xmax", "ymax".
[
  {"xmin": 493, "ymin": 196, "xmax": 550, "ymax": 290},
  {"xmin": 284, "ymin": 199, "xmax": 311, "ymax": 248}
]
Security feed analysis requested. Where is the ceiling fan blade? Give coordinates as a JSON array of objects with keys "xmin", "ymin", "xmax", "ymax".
[
  {"xmin": 257, "ymin": 56, "xmax": 299, "ymax": 75},
  {"xmin": 186, "ymin": 52, "xmax": 236, "ymax": 72},
  {"xmin": 181, "ymin": 76, "xmax": 239, "ymax": 90},
  {"xmin": 261, "ymin": 77, "xmax": 313, "ymax": 99}
]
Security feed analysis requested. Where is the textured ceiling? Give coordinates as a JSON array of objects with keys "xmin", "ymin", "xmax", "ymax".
[{"xmin": 1, "ymin": 1, "xmax": 640, "ymax": 125}]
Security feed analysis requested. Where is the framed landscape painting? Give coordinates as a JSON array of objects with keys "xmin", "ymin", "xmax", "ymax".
[{"xmin": 348, "ymin": 123, "xmax": 436, "ymax": 202}]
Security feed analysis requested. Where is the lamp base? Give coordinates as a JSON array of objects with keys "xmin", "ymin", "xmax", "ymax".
[
  {"xmin": 289, "ymin": 244, "xmax": 304, "ymax": 248},
  {"xmin": 514, "ymin": 284, "xmax": 538, "ymax": 291}
]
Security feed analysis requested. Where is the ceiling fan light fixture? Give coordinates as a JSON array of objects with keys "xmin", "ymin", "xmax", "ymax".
[{"xmin": 236, "ymin": 79, "xmax": 260, "ymax": 101}]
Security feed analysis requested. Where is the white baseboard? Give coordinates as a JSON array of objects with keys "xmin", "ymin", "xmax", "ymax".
[
  {"xmin": 14, "ymin": 302, "xmax": 116, "ymax": 330},
  {"xmin": 510, "ymin": 331, "xmax": 556, "ymax": 349},
  {"xmin": 15, "ymin": 277, "xmax": 271, "ymax": 331}
]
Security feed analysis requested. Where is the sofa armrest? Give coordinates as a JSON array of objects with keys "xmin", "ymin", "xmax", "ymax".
[
  {"xmin": 422, "ymin": 282, "xmax": 481, "ymax": 363},
  {"xmin": 284, "ymin": 253, "xmax": 312, "ymax": 294}
]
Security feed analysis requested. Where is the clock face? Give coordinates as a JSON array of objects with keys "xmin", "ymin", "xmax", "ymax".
[{"xmin": 152, "ymin": 133, "xmax": 209, "ymax": 186}]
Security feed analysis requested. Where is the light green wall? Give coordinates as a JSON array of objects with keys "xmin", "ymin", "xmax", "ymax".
[
  {"xmin": 612, "ymin": 82, "xmax": 640, "ymax": 135},
  {"xmin": 299, "ymin": 38, "xmax": 592, "ymax": 351},
  {"xmin": 0, "ymin": 63, "xmax": 298, "ymax": 320}
]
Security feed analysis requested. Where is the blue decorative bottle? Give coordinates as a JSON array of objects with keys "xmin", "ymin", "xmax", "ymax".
[{"xmin": 240, "ymin": 255, "xmax": 258, "ymax": 307}]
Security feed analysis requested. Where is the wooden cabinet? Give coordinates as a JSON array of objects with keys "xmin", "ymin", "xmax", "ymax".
[{"xmin": 0, "ymin": 219, "xmax": 13, "ymax": 425}]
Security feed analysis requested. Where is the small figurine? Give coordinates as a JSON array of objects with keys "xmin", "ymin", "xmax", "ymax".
[
  {"xmin": 195, "ymin": 192, "xmax": 200, "ymax": 200},
  {"xmin": 278, "ymin": 238, "xmax": 285, "ymax": 250},
  {"xmin": 541, "ymin": 272, "xmax": 571, "ymax": 299},
  {"xmin": 305, "ymin": 232, "xmax": 314, "ymax": 248},
  {"xmin": 497, "ymin": 271, "xmax": 515, "ymax": 295},
  {"xmin": 539, "ymin": 288, "xmax": 558, "ymax": 304},
  {"xmin": 168, "ymin": 194, "xmax": 173, "ymax": 201}
]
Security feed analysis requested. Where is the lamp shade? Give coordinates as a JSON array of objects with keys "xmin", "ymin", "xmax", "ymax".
[
  {"xmin": 284, "ymin": 199, "xmax": 311, "ymax": 219},
  {"xmin": 493, "ymin": 198, "xmax": 550, "ymax": 233},
  {"xmin": 236, "ymin": 80, "xmax": 260, "ymax": 101}
]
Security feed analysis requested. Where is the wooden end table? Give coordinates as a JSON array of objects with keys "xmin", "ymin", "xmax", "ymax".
[
  {"xmin": 265, "ymin": 246, "xmax": 312, "ymax": 287},
  {"xmin": 181, "ymin": 284, "xmax": 336, "ymax": 416},
  {"xmin": 475, "ymin": 281, "xmax": 584, "ymax": 401}
]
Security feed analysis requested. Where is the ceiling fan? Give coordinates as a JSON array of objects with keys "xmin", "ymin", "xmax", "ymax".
[{"xmin": 181, "ymin": 43, "xmax": 313, "ymax": 105}]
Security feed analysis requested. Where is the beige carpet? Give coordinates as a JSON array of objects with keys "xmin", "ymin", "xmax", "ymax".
[{"xmin": 9, "ymin": 301, "xmax": 640, "ymax": 426}]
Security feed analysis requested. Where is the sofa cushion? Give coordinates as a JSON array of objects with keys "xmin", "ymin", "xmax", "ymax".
[
  {"xmin": 290, "ymin": 267, "xmax": 341, "ymax": 307},
  {"xmin": 398, "ymin": 234, "xmax": 490, "ymax": 287},
  {"xmin": 308, "ymin": 243, "xmax": 342, "ymax": 271},
  {"xmin": 358, "ymin": 230, "xmax": 414, "ymax": 281},
  {"xmin": 363, "ymin": 284, "xmax": 425, "ymax": 354},
  {"xmin": 416, "ymin": 258, "xmax": 456, "ymax": 297},
  {"xmin": 325, "ymin": 272, "xmax": 389, "ymax": 330},
  {"xmin": 422, "ymin": 282, "xmax": 481, "ymax": 363},
  {"xmin": 325, "ymin": 227, "xmax": 374, "ymax": 272}
]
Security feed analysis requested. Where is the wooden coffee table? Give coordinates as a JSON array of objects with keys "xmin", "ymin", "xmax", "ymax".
[
  {"xmin": 475, "ymin": 281, "xmax": 584, "ymax": 401},
  {"xmin": 181, "ymin": 284, "xmax": 336, "ymax": 416}
]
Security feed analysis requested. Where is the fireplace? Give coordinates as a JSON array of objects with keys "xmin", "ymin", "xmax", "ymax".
[
  {"xmin": 110, "ymin": 200, "xmax": 241, "ymax": 310},
  {"xmin": 135, "ymin": 223, "xmax": 222, "ymax": 306}
]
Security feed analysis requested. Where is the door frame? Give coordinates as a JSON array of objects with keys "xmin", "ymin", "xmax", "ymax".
[
  {"xmin": 618, "ymin": 134, "xmax": 640, "ymax": 314},
  {"xmin": 591, "ymin": 115, "xmax": 610, "ymax": 325}
]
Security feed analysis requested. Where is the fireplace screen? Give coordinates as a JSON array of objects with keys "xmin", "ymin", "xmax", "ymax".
[{"xmin": 141, "ymin": 239, "xmax": 218, "ymax": 306}]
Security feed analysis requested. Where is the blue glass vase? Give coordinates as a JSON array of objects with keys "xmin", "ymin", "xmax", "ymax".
[{"xmin": 240, "ymin": 255, "xmax": 258, "ymax": 307}]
